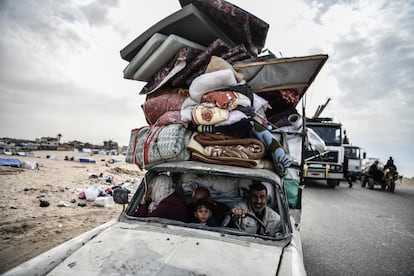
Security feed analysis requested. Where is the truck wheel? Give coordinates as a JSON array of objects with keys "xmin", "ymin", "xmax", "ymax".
[{"xmin": 327, "ymin": 179, "xmax": 338, "ymax": 188}]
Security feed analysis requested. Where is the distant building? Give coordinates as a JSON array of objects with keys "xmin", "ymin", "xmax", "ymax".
[
  {"xmin": 37, "ymin": 137, "xmax": 59, "ymax": 150},
  {"xmin": 57, "ymin": 143, "xmax": 74, "ymax": 151}
]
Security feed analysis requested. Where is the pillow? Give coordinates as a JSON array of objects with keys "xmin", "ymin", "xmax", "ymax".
[{"xmin": 189, "ymin": 69, "xmax": 238, "ymax": 102}]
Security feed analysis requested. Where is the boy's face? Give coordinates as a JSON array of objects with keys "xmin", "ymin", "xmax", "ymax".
[{"xmin": 194, "ymin": 206, "xmax": 212, "ymax": 223}]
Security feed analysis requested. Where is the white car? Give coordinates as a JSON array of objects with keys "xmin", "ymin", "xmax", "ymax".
[{"xmin": 5, "ymin": 161, "xmax": 305, "ymax": 276}]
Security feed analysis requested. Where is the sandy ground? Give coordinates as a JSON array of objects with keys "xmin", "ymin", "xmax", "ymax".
[{"xmin": 0, "ymin": 150, "xmax": 144, "ymax": 273}]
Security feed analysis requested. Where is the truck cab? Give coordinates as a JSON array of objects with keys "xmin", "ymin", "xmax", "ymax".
[
  {"xmin": 304, "ymin": 117, "xmax": 344, "ymax": 188},
  {"xmin": 343, "ymin": 145, "xmax": 365, "ymax": 181}
]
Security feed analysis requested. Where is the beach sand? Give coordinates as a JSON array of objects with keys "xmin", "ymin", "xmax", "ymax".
[{"xmin": 0, "ymin": 150, "xmax": 144, "ymax": 273}]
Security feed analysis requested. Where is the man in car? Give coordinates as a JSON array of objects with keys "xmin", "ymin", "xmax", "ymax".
[{"xmin": 230, "ymin": 182, "xmax": 281, "ymax": 236}]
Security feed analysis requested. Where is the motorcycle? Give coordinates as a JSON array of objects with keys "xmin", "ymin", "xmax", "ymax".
[{"xmin": 361, "ymin": 167, "xmax": 398, "ymax": 193}]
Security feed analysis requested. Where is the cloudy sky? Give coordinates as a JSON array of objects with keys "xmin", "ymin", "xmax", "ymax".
[{"xmin": 0, "ymin": 0, "xmax": 413, "ymax": 177}]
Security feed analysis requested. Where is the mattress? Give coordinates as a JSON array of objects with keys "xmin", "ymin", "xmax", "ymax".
[
  {"xmin": 123, "ymin": 33, "xmax": 168, "ymax": 80},
  {"xmin": 132, "ymin": 34, "xmax": 206, "ymax": 82},
  {"xmin": 120, "ymin": 4, "xmax": 235, "ymax": 62}
]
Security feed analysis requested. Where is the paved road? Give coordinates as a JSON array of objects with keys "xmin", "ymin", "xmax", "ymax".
[{"xmin": 300, "ymin": 180, "xmax": 414, "ymax": 276}]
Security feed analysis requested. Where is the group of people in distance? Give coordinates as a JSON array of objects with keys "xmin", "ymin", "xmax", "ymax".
[
  {"xmin": 134, "ymin": 176, "xmax": 281, "ymax": 237},
  {"xmin": 367, "ymin": 156, "xmax": 398, "ymax": 180}
]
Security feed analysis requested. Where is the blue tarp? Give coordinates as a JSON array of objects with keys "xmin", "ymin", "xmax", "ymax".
[
  {"xmin": 79, "ymin": 158, "xmax": 96, "ymax": 163},
  {"xmin": 0, "ymin": 158, "xmax": 21, "ymax": 167}
]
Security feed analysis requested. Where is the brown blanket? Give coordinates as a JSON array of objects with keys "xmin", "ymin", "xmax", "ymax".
[
  {"xmin": 194, "ymin": 132, "xmax": 265, "ymax": 160},
  {"xmin": 187, "ymin": 133, "xmax": 267, "ymax": 168}
]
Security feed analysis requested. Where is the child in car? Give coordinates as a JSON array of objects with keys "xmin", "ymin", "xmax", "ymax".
[{"xmin": 193, "ymin": 199, "xmax": 219, "ymax": 227}]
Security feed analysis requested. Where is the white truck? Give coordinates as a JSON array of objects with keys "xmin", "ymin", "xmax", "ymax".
[
  {"xmin": 303, "ymin": 117, "xmax": 344, "ymax": 188},
  {"xmin": 343, "ymin": 145, "xmax": 366, "ymax": 181}
]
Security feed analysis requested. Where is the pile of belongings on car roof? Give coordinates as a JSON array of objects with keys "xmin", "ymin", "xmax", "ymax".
[{"xmin": 122, "ymin": 0, "xmax": 328, "ymax": 179}]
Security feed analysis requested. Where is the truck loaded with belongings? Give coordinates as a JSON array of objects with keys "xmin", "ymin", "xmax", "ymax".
[{"xmin": 122, "ymin": 0, "xmax": 328, "ymax": 203}]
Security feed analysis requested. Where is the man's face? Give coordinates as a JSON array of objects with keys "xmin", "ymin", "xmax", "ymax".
[{"xmin": 249, "ymin": 189, "xmax": 267, "ymax": 214}]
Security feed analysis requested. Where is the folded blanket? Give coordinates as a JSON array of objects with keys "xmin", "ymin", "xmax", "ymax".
[
  {"xmin": 194, "ymin": 132, "xmax": 266, "ymax": 160},
  {"xmin": 187, "ymin": 133, "xmax": 270, "ymax": 169},
  {"xmin": 142, "ymin": 93, "xmax": 187, "ymax": 125},
  {"xmin": 127, "ymin": 124, "xmax": 192, "ymax": 170},
  {"xmin": 200, "ymin": 90, "xmax": 238, "ymax": 109},
  {"xmin": 191, "ymin": 104, "xmax": 229, "ymax": 125},
  {"xmin": 215, "ymin": 110, "xmax": 248, "ymax": 127},
  {"xmin": 196, "ymin": 118, "xmax": 252, "ymax": 138},
  {"xmin": 200, "ymin": 91, "xmax": 250, "ymax": 110}
]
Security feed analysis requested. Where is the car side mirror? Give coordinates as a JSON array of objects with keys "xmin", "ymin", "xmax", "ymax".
[
  {"xmin": 113, "ymin": 188, "xmax": 129, "ymax": 205},
  {"xmin": 363, "ymin": 152, "xmax": 366, "ymax": 159}
]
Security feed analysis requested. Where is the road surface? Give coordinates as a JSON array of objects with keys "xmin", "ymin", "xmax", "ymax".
[{"xmin": 300, "ymin": 180, "xmax": 414, "ymax": 276}]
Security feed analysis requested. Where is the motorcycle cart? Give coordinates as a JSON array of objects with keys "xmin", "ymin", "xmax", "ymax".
[{"xmin": 361, "ymin": 167, "xmax": 397, "ymax": 193}]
